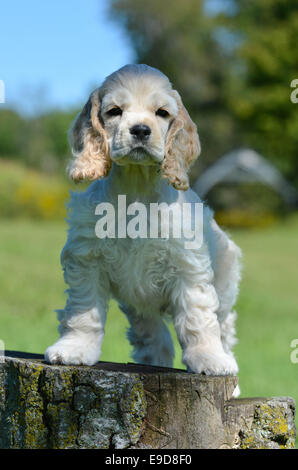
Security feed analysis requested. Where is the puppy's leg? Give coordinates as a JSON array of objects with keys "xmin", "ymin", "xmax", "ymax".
[
  {"xmin": 172, "ymin": 283, "xmax": 238, "ymax": 376},
  {"xmin": 220, "ymin": 311, "xmax": 240, "ymax": 396},
  {"xmin": 121, "ymin": 305, "xmax": 174, "ymax": 368},
  {"xmin": 45, "ymin": 252, "xmax": 109, "ymax": 366},
  {"xmin": 219, "ymin": 311, "xmax": 237, "ymax": 355},
  {"xmin": 211, "ymin": 221, "xmax": 241, "ymax": 324},
  {"xmin": 210, "ymin": 220, "xmax": 241, "ymax": 390}
]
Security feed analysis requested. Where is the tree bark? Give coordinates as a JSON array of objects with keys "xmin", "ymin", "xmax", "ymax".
[{"xmin": 0, "ymin": 351, "xmax": 295, "ymax": 449}]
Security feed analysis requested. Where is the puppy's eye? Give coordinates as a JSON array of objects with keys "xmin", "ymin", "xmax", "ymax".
[
  {"xmin": 156, "ymin": 108, "xmax": 169, "ymax": 118},
  {"xmin": 106, "ymin": 107, "xmax": 122, "ymax": 117}
]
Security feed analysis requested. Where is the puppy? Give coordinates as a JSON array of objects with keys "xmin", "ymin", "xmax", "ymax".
[{"xmin": 45, "ymin": 64, "xmax": 241, "ymax": 382}]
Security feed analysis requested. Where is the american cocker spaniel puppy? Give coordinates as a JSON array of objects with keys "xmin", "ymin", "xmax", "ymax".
[{"xmin": 45, "ymin": 64, "xmax": 241, "ymax": 386}]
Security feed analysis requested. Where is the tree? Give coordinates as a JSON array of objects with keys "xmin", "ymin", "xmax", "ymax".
[
  {"xmin": 0, "ymin": 110, "xmax": 28, "ymax": 158},
  {"xmin": 221, "ymin": 0, "xmax": 298, "ymax": 186},
  {"xmin": 0, "ymin": 108, "xmax": 77, "ymax": 173}
]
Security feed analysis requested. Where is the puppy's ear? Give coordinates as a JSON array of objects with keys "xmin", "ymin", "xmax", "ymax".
[
  {"xmin": 161, "ymin": 90, "xmax": 200, "ymax": 191},
  {"xmin": 67, "ymin": 90, "xmax": 111, "ymax": 182}
]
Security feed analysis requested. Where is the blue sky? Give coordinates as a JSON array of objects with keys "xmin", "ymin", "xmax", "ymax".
[{"xmin": 0, "ymin": 0, "xmax": 134, "ymax": 114}]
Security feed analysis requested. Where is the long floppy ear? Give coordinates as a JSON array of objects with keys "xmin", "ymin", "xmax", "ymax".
[
  {"xmin": 67, "ymin": 90, "xmax": 111, "ymax": 182},
  {"xmin": 161, "ymin": 90, "xmax": 201, "ymax": 191}
]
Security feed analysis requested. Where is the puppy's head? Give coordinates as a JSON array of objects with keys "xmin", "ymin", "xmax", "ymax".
[{"xmin": 68, "ymin": 64, "xmax": 200, "ymax": 190}]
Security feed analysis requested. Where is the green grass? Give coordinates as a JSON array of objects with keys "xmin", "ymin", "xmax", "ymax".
[
  {"xmin": 0, "ymin": 216, "xmax": 298, "ymax": 412},
  {"xmin": 230, "ymin": 216, "xmax": 298, "ymax": 400}
]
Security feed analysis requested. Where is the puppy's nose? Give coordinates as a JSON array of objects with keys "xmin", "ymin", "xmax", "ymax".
[{"xmin": 130, "ymin": 124, "xmax": 151, "ymax": 140}]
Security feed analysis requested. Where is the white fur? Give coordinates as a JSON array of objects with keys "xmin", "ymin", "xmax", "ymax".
[{"xmin": 45, "ymin": 65, "xmax": 241, "ymax": 394}]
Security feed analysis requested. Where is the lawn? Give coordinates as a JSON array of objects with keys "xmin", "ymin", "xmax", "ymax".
[{"xmin": 0, "ymin": 216, "xmax": 297, "ymax": 414}]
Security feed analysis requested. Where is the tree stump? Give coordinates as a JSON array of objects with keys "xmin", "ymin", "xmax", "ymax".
[{"xmin": 0, "ymin": 351, "xmax": 295, "ymax": 449}]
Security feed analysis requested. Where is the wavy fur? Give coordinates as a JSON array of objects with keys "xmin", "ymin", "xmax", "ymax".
[{"xmin": 45, "ymin": 65, "xmax": 241, "ymax": 393}]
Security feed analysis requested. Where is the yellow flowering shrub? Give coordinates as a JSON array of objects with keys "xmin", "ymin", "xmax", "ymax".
[{"xmin": 0, "ymin": 160, "xmax": 71, "ymax": 220}]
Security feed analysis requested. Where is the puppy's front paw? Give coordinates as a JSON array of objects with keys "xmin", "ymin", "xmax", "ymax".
[
  {"xmin": 184, "ymin": 347, "xmax": 239, "ymax": 376},
  {"xmin": 232, "ymin": 384, "xmax": 241, "ymax": 398},
  {"xmin": 45, "ymin": 336, "xmax": 100, "ymax": 366}
]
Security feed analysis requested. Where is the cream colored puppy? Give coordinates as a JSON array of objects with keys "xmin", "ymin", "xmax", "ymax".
[{"xmin": 45, "ymin": 64, "xmax": 241, "ymax": 390}]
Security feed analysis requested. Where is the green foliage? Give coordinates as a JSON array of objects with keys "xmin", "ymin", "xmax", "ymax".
[
  {"xmin": 221, "ymin": 0, "xmax": 298, "ymax": 186},
  {"xmin": 0, "ymin": 160, "xmax": 72, "ymax": 220},
  {"xmin": 0, "ymin": 110, "xmax": 28, "ymax": 157},
  {"xmin": 0, "ymin": 108, "xmax": 77, "ymax": 172}
]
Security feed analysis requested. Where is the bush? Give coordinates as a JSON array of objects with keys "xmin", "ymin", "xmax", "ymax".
[{"xmin": 0, "ymin": 159, "xmax": 71, "ymax": 220}]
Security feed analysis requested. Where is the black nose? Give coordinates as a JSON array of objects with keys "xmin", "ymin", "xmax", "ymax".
[{"xmin": 130, "ymin": 124, "xmax": 151, "ymax": 140}]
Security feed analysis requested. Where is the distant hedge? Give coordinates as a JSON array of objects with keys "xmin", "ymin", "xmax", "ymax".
[
  {"xmin": 0, "ymin": 160, "xmax": 71, "ymax": 220},
  {"xmin": 0, "ymin": 108, "xmax": 77, "ymax": 173}
]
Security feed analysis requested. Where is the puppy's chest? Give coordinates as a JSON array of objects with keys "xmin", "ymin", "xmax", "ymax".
[{"xmin": 99, "ymin": 237, "xmax": 178, "ymax": 310}]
